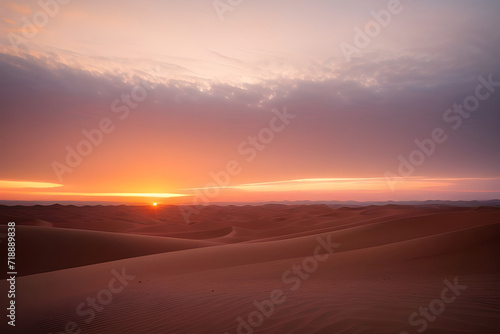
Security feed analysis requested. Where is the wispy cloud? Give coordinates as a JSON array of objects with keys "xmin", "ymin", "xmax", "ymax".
[
  {"xmin": 29, "ymin": 192, "xmax": 188, "ymax": 198},
  {"xmin": 185, "ymin": 177, "xmax": 500, "ymax": 193},
  {"xmin": 7, "ymin": 2, "xmax": 31, "ymax": 15},
  {"xmin": 0, "ymin": 180, "xmax": 63, "ymax": 189}
]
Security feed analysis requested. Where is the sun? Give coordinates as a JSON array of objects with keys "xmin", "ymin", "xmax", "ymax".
[{"xmin": 153, "ymin": 202, "xmax": 157, "ymax": 206}]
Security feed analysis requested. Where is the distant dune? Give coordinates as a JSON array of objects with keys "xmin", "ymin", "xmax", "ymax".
[{"xmin": 1, "ymin": 204, "xmax": 499, "ymax": 333}]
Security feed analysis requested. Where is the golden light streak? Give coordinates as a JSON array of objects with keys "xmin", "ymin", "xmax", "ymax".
[
  {"xmin": 0, "ymin": 180, "xmax": 63, "ymax": 189},
  {"xmin": 230, "ymin": 178, "xmax": 452, "ymax": 192},
  {"xmin": 31, "ymin": 192, "xmax": 188, "ymax": 198},
  {"xmin": 184, "ymin": 177, "xmax": 485, "ymax": 193}
]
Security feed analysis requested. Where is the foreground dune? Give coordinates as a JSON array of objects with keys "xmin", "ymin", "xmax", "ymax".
[
  {"xmin": 0, "ymin": 204, "xmax": 499, "ymax": 333},
  {"xmin": 6, "ymin": 226, "xmax": 220, "ymax": 276}
]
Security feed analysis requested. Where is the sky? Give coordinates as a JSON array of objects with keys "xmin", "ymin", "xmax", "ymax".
[{"xmin": 0, "ymin": 0, "xmax": 499, "ymax": 204}]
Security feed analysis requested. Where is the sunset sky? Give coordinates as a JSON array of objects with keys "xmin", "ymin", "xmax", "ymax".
[{"xmin": 1, "ymin": 0, "xmax": 499, "ymax": 204}]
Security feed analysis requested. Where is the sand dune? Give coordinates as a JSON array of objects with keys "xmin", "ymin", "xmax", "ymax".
[
  {"xmin": 1, "ymin": 204, "xmax": 499, "ymax": 333},
  {"xmin": 6, "ymin": 226, "xmax": 220, "ymax": 277}
]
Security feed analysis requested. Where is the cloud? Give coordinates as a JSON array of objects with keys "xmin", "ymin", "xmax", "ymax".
[
  {"xmin": 7, "ymin": 2, "xmax": 31, "ymax": 15},
  {"xmin": 0, "ymin": 180, "xmax": 62, "ymax": 189},
  {"xmin": 0, "ymin": 37, "xmax": 499, "ymax": 193},
  {"xmin": 31, "ymin": 192, "xmax": 188, "ymax": 198},
  {"xmin": 185, "ymin": 177, "xmax": 455, "ymax": 193}
]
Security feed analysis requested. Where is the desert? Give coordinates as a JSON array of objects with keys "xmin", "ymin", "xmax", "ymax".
[{"xmin": 1, "ymin": 203, "xmax": 499, "ymax": 333}]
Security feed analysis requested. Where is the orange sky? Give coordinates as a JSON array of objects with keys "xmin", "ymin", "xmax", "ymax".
[{"xmin": 0, "ymin": 0, "xmax": 499, "ymax": 204}]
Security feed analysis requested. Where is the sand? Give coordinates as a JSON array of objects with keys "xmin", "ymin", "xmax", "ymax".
[{"xmin": 0, "ymin": 204, "xmax": 499, "ymax": 333}]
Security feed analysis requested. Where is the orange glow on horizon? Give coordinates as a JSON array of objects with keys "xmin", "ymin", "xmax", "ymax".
[{"xmin": 0, "ymin": 177, "xmax": 498, "ymax": 204}]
